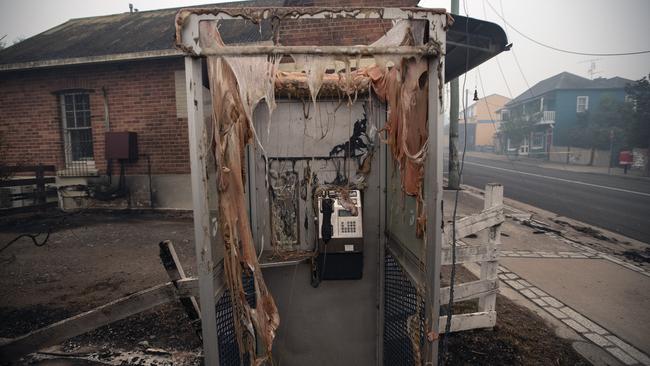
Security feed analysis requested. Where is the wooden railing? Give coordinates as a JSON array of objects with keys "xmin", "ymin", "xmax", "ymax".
[
  {"xmin": 439, "ymin": 183, "xmax": 503, "ymax": 333},
  {"xmin": 542, "ymin": 110, "xmax": 556, "ymax": 122},
  {"xmin": 385, "ymin": 183, "xmax": 504, "ymax": 336},
  {"xmin": 0, "ymin": 164, "xmax": 58, "ymax": 213}
]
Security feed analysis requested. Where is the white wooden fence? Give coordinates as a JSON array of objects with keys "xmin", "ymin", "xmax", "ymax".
[{"xmin": 439, "ymin": 183, "xmax": 503, "ymax": 333}]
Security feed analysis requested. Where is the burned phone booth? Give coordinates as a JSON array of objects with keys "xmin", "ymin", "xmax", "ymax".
[
  {"xmin": 178, "ymin": 8, "xmax": 446, "ymax": 364},
  {"xmin": 176, "ymin": 6, "xmax": 508, "ymax": 366}
]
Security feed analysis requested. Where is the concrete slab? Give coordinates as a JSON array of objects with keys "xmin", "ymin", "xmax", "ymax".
[
  {"xmin": 444, "ymin": 190, "xmax": 581, "ymax": 253},
  {"xmin": 502, "ymin": 257, "xmax": 650, "ymax": 355},
  {"xmin": 573, "ymin": 341, "xmax": 627, "ymax": 366},
  {"xmin": 499, "ymin": 221, "xmax": 581, "ymax": 252},
  {"xmin": 443, "ymin": 190, "xmax": 484, "ymax": 218}
]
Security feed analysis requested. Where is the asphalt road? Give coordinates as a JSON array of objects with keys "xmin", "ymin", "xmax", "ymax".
[{"xmin": 446, "ymin": 155, "xmax": 650, "ymax": 244}]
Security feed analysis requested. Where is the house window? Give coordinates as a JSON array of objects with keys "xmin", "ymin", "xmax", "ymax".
[
  {"xmin": 501, "ymin": 110, "xmax": 510, "ymax": 121},
  {"xmin": 625, "ymin": 95, "xmax": 637, "ymax": 111},
  {"xmin": 576, "ymin": 96, "xmax": 589, "ymax": 113},
  {"xmin": 60, "ymin": 93, "xmax": 94, "ymax": 162},
  {"xmin": 531, "ymin": 132, "xmax": 545, "ymax": 149}
]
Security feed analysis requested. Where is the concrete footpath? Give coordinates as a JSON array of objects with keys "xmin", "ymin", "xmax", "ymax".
[
  {"xmin": 465, "ymin": 151, "xmax": 650, "ymax": 180},
  {"xmin": 444, "ymin": 188, "xmax": 650, "ymax": 366}
]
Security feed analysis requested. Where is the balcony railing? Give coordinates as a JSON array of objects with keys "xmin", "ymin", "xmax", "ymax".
[
  {"xmin": 541, "ymin": 110, "xmax": 555, "ymax": 122},
  {"xmin": 501, "ymin": 110, "xmax": 555, "ymax": 123}
]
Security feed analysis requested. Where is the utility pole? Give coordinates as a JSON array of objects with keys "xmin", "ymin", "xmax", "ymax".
[
  {"xmin": 608, "ymin": 128, "xmax": 614, "ymax": 175},
  {"xmin": 447, "ymin": 0, "xmax": 461, "ymax": 189},
  {"xmin": 465, "ymin": 88, "xmax": 470, "ymax": 150}
]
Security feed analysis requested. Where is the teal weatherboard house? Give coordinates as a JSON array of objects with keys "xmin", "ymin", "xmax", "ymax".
[{"xmin": 499, "ymin": 72, "xmax": 632, "ymax": 157}]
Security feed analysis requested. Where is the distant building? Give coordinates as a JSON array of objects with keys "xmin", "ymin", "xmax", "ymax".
[
  {"xmin": 499, "ymin": 71, "xmax": 632, "ymax": 157},
  {"xmin": 458, "ymin": 93, "xmax": 510, "ymax": 152}
]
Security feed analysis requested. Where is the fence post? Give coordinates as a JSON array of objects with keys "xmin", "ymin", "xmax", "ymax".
[
  {"xmin": 35, "ymin": 164, "xmax": 46, "ymax": 205},
  {"xmin": 185, "ymin": 56, "xmax": 220, "ymax": 366},
  {"xmin": 422, "ymin": 15, "xmax": 446, "ymax": 365},
  {"xmin": 479, "ymin": 183, "xmax": 502, "ymax": 322}
]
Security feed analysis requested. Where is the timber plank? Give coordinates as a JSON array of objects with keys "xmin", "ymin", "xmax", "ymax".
[
  {"xmin": 441, "ymin": 245, "xmax": 497, "ymax": 265},
  {"xmin": 444, "ymin": 206, "xmax": 504, "ymax": 243},
  {"xmin": 438, "ymin": 311, "xmax": 497, "ymax": 333},
  {"xmin": 0, "ymin": 177, "xmax": 56, "ymax": 188},
  {"xmin": 0, "ymin": 165, "xmax": 56, "ymax": 174},
  {"xmin": 159, "ymin": 240, "xmax": 202, "ymax": 339},
  {"xmin": 0, "ymin": 283, "xmax": 177, "ymax": 362},
  {"xmin": 440, "ymin": 278, "xmax": 499, "ymax": 304}
]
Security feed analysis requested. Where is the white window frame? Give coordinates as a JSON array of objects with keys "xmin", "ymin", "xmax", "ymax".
[
  {"xmin": 576, "ymin": 95, "xmax": 589, "ymax": 113},
  {"xmin": 625, "ymin": 94, "xmax": 637, "ymax": 111},
  {"xmin": 531, "ymin": 132, "xmax": 545, "ymax": 149},
  {"xmin": 60, "ymin": 92, "xmax": 94, "ymax": 165},
  {"xmin": 501, "ymin": 109, "xmax": 510, "ymax": 121},
  {"xmin": 506, "ymin": 137, "xmax": 516, "ymax": 152},
  {"xmin": 518, "ymin": 136, "xmax": 529, "ymax": 155}
]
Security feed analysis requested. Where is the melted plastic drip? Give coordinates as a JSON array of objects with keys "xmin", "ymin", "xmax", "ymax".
[
  {"xmin": 363, "ymin": 19, "xmax": 430, "ymax": 237},
  {"xmin": 292, "ymin": 54, "xmax": 335, "ymax": 107},
  {"xmin": 371, "ymin": 19, "xmax": 426, "ymax": 69},
  {"xmin": 201, "ymin": 21, "xmax": 279, "ymax": 366}
]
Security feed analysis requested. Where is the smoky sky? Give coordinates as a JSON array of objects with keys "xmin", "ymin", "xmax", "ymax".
[
  {"xmin": 424, "ymin": 0, "xmax": 650, "ymax": 104},
  {"xmin": 1, "ymin": 0, "xmax": 649, "ymax": 104}
]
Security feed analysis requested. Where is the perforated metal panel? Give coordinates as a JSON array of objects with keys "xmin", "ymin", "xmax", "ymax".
[
  {"xmin": 215, "ymin": 290, "xmax": 242, "ymax": 366},
  {"xmin": 215, "ymin": 275, "xmax": 257, "ymax": 366},
  {"xmin": 242, "ymin": 271, "xmax": 257, "ymax": 309},
  {"xmin": 383, "ymin": 252, "xmax": 425, "ymax": 366}
]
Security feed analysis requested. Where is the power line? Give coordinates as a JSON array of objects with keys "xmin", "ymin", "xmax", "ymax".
[
  {"xmin": 485, "ymin": 0, "xmax": 650, "ymax": 57},
  {"xmin": 483, "ymin": 0, "xmax": 514, "ymax": 99},
  {"xmin": 511, "ymin": 50, "xmax": 534, "ymax": 98},
  {"xmin": 487, "ymin": 0, "xmax": 535, "ymax": 99},
  {"xmin": 478, "ymin": 0, "xmax": 568, "ymax": 201},
  {"xmin": 495, "ymin": 58, "xmax": 513, "ymax": 98},
  {"xmin": 440, "ymin": 0, "xmax": 471, "ymax": 362}
]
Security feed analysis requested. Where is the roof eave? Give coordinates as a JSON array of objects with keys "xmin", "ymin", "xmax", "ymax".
[
  {"xmin": 445, "ymin": 14, "xmax": 510, "ymax": 81},
  {"xmin": 505, "ymin": 90, "xmax": 555, "ymax": 108},
  {"xmin": 0, "ymin": 49, "xmax": 183, "ymax": 72}
]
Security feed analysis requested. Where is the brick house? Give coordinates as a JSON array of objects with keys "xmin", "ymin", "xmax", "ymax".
[
  {"xmin": 0, "ymin": 0, "xmax": 425, "ymax": 209},
  {"xmin": 0, "ymin": 0, "xmax": 505, "ymax": 210}
]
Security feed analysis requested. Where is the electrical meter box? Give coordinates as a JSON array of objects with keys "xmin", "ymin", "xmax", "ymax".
[
  {"xmin": 316, "ymin": 189, "xmax": 364, "ymax": 280},
  {"xmin": 105, "ymin": 132, "xmax": 138, "ymax": 162}
]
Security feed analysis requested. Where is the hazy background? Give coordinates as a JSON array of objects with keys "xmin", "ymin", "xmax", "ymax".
[{"xmin": 1, "ymin": 0, "xmax": 649, "ymax": 102}]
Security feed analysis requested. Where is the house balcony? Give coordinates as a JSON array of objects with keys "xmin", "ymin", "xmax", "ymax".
[{"xmin": 536, "ymin": 110, "xmax": 556, "ymax": 125}]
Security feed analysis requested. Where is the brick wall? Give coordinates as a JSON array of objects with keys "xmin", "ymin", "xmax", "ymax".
[
  {"xmin": 0, "ymin": 58, "xmax": 188, "ymax": 175},
  {"xmin": 286, "ymin": 0, "xmax": 419, "ymax": 7},
  {"xmin": 0, "ymin": 0, "xmax": 424, "ymax": 178},
  {"xmin": 280, "ymin": 0, "xmax": 419, "ymax": 46}
]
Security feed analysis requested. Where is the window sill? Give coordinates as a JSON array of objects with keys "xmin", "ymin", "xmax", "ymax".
[
  {"xmin": 57, "ymin": 169, "xmax": 99, "ymax": 177},
  {"xmin": 57, "ymin": 161, "xmax": 99, "ymax": 177}
]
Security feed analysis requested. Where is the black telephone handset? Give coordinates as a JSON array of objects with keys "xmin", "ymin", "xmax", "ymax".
[{"xmin": 320, "ymin": 197, "xmax": 334, "ymax": 243}]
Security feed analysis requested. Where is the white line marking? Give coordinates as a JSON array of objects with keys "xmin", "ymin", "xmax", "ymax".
[{"xmin": 464, "ymin": 161, "xmax": 650, "ymax": 197}]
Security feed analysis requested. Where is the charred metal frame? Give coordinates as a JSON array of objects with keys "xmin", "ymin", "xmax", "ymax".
[{"xmin": 176, "ymin": 7, "xmax": 447, "ymax": 366}]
